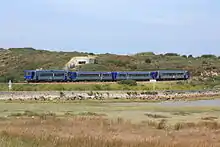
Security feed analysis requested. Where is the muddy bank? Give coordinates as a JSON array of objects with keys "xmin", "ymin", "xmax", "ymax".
[{"xmin": 0, "ymin": 90, "xmax": 220, "ymax": 101}]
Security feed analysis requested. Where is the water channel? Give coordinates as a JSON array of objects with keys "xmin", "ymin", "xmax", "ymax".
[{"xmin": 111, "ymin": 98, "xmax": 220, "ymax": 107}]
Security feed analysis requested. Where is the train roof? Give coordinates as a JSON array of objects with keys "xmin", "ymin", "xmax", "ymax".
[
  {"xmin": 75, "ymin": 71, "xmax": 102, "ymax": 74},
  {"xmin": 157, "ymin": 70, "xmax": 187, "ymax": 73},
  {"xmin": 74, "ymin": 71, "xmax": 152, "ymax": 74},
  {"xmin": 126, "ymin": 71, "xmax": 151, "ymax": 74},
  {"xmin": 24, "ymin": 69, "xmax": 189, "ymax": 73},
  {"xmin": 31, "ymin": 70, "xmax": 67, "ymax": 72},
  {"xmin": 24, "ymin": 70, "xmax": 36, "ymax": 72}
]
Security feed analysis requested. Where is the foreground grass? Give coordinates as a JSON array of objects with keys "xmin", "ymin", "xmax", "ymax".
[
  {"xmin": 0, "ymin": 100, "xmax": 219, "ymax": 146},
  {"xmin": 0, "ymin": 114, "xmax": 220, "ymax": 147},
  {"xmin": 0, "ymin": 81, "xmax": 206, "ymax": 91}
]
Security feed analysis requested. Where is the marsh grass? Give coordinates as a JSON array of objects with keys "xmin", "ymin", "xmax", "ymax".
[
  {"xmin": 174, "ymin": 120, "xmax": 220, "ymax": 130},
  {"xmin": 0, "ymin": 115, "xmax": 219, "ymax": 147},
  {"xmin": 9, "ymin": 110, "xmax": 107, "ymax": 120},
  {"xmin": 201, "ymin": 116, "xmax": 218, "ymax": 121},
  {"xmin": 141, "ymin": 119, "xmax": 168, "ymax": 130},
  {"xmin": 1, "ymin": 101, "xmax": 220, "ymax": 122},
  {"xmin": 172, "ymin": 112, "xmax": 191, "ymax": 116},
  {"xmin": 0, "ymin": 132, "xmax": 193, "ymax": 147},
  {"xmin": 10, "ymin": 110, "xmax": 41, "ymax": 117},
  {"xmin": 9, "ymin": 110, "xmax": 57, "ymax": 121},
  {"xmin": 145, "ymin": 113, "xmax": 169, "ymax": 119},
  {"xmin": 77, "ymin": 112, "xmax": 107, "ymax": 116}
]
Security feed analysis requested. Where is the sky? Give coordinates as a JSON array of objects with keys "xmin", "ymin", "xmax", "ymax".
[{"xmin": 0, "ymin": 0, "xmax": 219, "ymax": 56}]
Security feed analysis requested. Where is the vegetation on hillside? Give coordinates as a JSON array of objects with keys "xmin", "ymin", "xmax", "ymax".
[
  {"xmin": 0, "ymin": 48, "xmax": 90, "ymax": 82},
  {"xmin": 1, "ymin": 48, "xmax": 220, "ymax": 82}
]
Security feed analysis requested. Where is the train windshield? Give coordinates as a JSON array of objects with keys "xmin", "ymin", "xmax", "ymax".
[
  {"xmin": 25, "ymin": 71, "xmax": 35, "ymax": 78},
  {"xmin": 25, "ymin": 71, "xmax": 31, "ymax": 76}
]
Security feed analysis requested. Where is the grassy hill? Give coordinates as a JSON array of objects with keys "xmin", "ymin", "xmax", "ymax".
[
  {"xmin": 1, "ymin": 48, "xmax": 220, "ymax": 82},
  {"xmin": 0, "ymin": 48, "xmax": 90, "ymax": 82}
]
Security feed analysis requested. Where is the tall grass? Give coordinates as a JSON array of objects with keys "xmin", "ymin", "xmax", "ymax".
[
  {"xmin": 0, "ymin": 113, "xmax": 219, "ymax": 147},
  {"xmin": 2, "ymin": 132, "xmax": 212, "ymax": 147}
]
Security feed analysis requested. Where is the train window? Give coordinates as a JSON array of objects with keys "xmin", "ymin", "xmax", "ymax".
[
  {"xmin": 54, "ymin": 73, "xmax": 64, "ymax": 76},
  {"xmin": 118, "ymin": 74, "xmax": 127, "ymax": 77},
  {"xmin": 25, "ymin": 72, "xmax": 31, "ymax": 76},
  {"xmin": 129, "ymin": 74, "xmax": 149, "ymax": 77},
  {"xmin": 103, "ymin": 74, "xmax": 111, "ymax": 76},
  {"xmin": 68, "ymin": 72, "xmax": 77, "ymax": 77},
  {"xmin": 80, "ymin": 74, "xmax": 100, "ymax": 77},
  {"xmin": 40, "ymin": 73, "xmax": 53, "ymax": 76},
  {"xmin": 162, "ymin": 73, "xmax": 184, "ymax": 76}
]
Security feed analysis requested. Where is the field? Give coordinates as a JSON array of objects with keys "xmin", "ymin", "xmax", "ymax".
[
  {"xmin": 1, "ymin": 100, "xmax": 220, "ymax": 146},
  {"xmin": 0, "ymin": 81, "xmax": 206, "ymax": 91}
]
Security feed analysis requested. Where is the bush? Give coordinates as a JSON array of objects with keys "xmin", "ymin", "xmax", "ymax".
[
  {"xmin": 117, "ymin": 80, "xmax": 137, "ymax": 86},
  {"xmin": 164, "ymin": 53, "xmax": 179, "ymax": 56},
  {"xmin": 145, "ymin": 58, "xmax": 151, "ymax": 63},
  {"xmin": 201, "ymin": 54, "xmax": 217, "ymax": 59}
]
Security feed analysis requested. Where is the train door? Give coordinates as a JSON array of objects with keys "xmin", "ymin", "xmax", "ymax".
[
  {"xmin": 185, "ymin": 71, "xmax": 190, "ymax": 79},
  {"xmin": 70, "ymin": 72, "xmax": 77, "ymax": 81},
  {"xmin": 31, "ymin": 71, "xmax": 35, "ymax": 79},
  {"xmin": 111, "ymin": 72, "xmax": 117, "ymax": 81},
  {"xmin": 64, "ymin": 72, "xmax": 67, "ymax": 81},
  {"xmin": 150, "ymin": 71, "xmax": 158, "ymax": 79}
]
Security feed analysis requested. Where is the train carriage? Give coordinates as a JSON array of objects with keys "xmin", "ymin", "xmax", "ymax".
[
  {"xmin": 24, "ymin": 70, "xmax": 68, "ymax": 82},
  {"xmin": 157, "ymin": 70, "xmax": 189, "ymax": 81},
  {"xmin": 24, "ymin": 69, "xmax": 190, "ymax": 83},
  {"xmin": 126, "ymin": 71, "xmax": 151, "ymax": 81},
  {"xmin": 24, "ymin": 70, "xmax": 36, "ymax": 82},
  {"xmin": 100, "ymin": 72, "xmax": 114, "ymax": 81},
  {"xmin": 74, "ymin": 71, "xmax": 101, "ymax": 81},
  {"xmin": 115, "ymin": 72, "xmax": 128, "ymax": 81},
  {"xmin": 37, "ymin": 70, "xmax": 54, "ymax": 82},
  {"xmin": 51, "ymin": 70, "xmax": 67, "ymax": 82}
]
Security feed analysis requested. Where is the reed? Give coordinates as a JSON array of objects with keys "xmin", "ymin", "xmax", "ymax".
[{"xmin": 0, "ymin": 115, "xmax": 219, "ymax": 147}]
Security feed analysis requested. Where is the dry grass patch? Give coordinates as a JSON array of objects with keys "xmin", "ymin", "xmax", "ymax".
[
  {"xmin": 0, "ymin": 116, "xmax": 219, "ymax": 147},
  {"xmin": 174, "ymin": 121, "xmax": 220, "ymax": 130},
  {"xmin": 201, "ymin": 116, "xmax": 218, "ymax": 121},
  {"xmin": 172, "ymin": 112, "xmax": 191, "ymax": 116}
]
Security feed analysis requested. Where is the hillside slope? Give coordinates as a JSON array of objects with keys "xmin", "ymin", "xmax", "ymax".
[
  {"xmin": 0, "ymin": 48, "xmax": 220, "ymax": 82},
  {"xmin": 0, "ymin": 48, "xmax": 90, "ymax": 82}
]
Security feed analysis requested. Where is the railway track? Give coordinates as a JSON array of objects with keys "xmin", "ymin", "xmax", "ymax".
[{"xmin": 11, "ymin": 81, "xmax": 179, "ymax": 85}]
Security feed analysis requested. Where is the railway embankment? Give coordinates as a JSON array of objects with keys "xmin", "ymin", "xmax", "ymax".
[{"xmin": 0, "ymin": 90, "xmax": 220, "ymax": 101}]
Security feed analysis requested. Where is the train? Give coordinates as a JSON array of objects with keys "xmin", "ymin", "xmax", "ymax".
[{"xmin": 24, "ymin": 69, "xmax": 190, "ymax": 83}]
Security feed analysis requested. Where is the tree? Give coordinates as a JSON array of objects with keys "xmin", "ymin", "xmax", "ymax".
[
  {"xmin": 164, "ymin": 53, "xmax": 179, "ymax": 56},
  {"xmin": 135, "ymin": 52, "xmax": 155, "ymax": 56},
  {"xmin": 201, "ymin": 54, "xmax": 216, "ymax": 59},
  {"xmin": 145, "ymin": 58, "xmax": 152, "ymax": 63},
  {"xmin": 188, "ymin": 55, "xmax": 193, "ymax": 58}
]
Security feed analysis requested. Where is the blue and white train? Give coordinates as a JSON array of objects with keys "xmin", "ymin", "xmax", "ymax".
[{"xmin": 24, "ymin": 69, "xmax": 190, "ymax": 83}]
